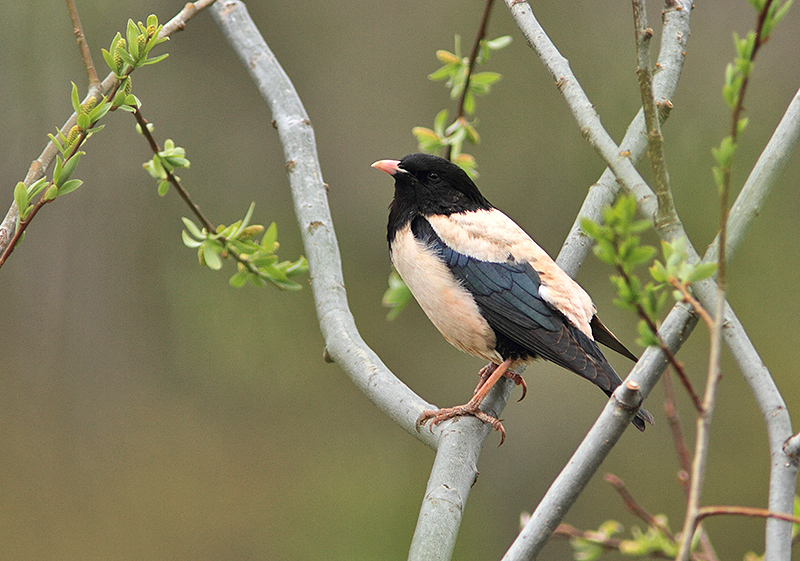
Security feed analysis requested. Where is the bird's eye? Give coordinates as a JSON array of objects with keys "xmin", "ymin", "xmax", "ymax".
[{"xmin": 427, "ymin": 171, "xmax": 439, "ymax": 180}]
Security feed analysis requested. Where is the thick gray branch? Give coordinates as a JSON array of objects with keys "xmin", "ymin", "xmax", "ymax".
[
  {"xmin": 208, "ymin": 0, "xmax": 448, "ymax": 449},
  {"xmin": 503, "ymin": 303, "xmax": 699, "ymax": 561}
]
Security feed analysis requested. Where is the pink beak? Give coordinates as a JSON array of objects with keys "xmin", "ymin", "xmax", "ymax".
[{"xmin": 371, "ymin": 159, "xmax": 403, "ymax": 175}]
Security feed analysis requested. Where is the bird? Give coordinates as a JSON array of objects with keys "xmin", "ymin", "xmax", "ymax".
[{"xmin": 371, "ymin": 153, "xmax": 653, "ymax": 442}]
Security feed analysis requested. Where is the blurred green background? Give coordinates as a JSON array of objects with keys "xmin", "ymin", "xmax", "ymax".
[{"xmin": 1, "ymin": 1, "xmax": 799, "ymax": 559}]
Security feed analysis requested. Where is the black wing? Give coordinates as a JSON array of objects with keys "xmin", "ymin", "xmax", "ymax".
[{"xmin": 412, "ymin": 216, "xmax": 653, "ymax": 430}]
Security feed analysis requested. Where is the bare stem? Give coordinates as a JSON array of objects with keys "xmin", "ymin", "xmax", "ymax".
[
  {"xmin": 605, "ymin": 473, "xmax": 676, "ymax": 540},
  {"xmin": 670, "ymin": 277, "xmax": 714, "ymax": 329},
  {"xmin": 696, "ymin": 505, "xmax": 800, "ymax": 526},
  {"xmin": 65, "ymin": 0, "xmax": 100, "ymax": 88}
]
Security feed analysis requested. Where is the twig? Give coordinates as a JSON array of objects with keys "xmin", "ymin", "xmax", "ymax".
[
  {"xmin": 605, "ymin": 473, "xmax": 676, "ymax": 540},
  {"xmin": 132, "ymin": 107, "xmax": 280, "ymax": 284},
  {"xmin": 65, "ymin": 0, "xmax": 100, "ymax": 88},
  {"xmin": 670, "ymin": 277, "xmax": 714, "ymax": 329},
  {"xmin": 133, "ymin": 109, "xmax": 214, "ymax": 231},
  {"xmin": 676, "ymin": 4, "xmax": 778, "ymax": 560},
  {"xmin": 615, "ymin": 264, "xmax": 704, "ymax": 412},
  {"xmin": 660, "ymin": 370, "xmax": 692, "ymax": 487},
  {"xmin": 696, "ymin": 505, "xmax": 800, "ymax": 526},
  {"xmin": 0, "ymin": 0, "xmax": 217, "ymax": 260},
  {"xmin": 445, "ymin": 0, "xmax": 495, "ymax": 162},
  {"xmin": 553, "ymin": 524, "xmax": 682, "ymax": 560}
]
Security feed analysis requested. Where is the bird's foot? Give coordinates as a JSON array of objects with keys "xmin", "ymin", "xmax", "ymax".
[
  {"xmin": 475, "ymin": 363, "xmax": 527, "ymax": 402},
  {"xmin": 417, "ymin": 404, "xmax": 506, "ymax": 445}
]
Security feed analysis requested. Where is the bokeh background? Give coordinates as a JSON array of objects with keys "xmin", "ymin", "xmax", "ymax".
[{"xmin": 1, "ymin": 1, "xmax": 799, "ymax": 559}]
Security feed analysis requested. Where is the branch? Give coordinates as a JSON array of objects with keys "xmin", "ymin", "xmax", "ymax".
[
  {"xmin": 0, "ymin": 0, "xmax": 217, "ymax": 260},
  {"xmin": 696, "ymin": 505, "xmax": 800, "ymax": 526},
  {"xmin": 605, "ymin": 473, "xmax": 676, "ymax": 540},
  {"xmin": 65, "ymin": 0, "xmax": 100, "ymax": 88},
  {"xmin": 504, "ymin": 1, "xmax": 798, "ymax": 559},
  {"xmin": 445, "ymin": 0, "xmax": 494, "ymax": 161},
  {"xmin": 632, "ymin": 0, "xmax": 676, "ymax": 232}
]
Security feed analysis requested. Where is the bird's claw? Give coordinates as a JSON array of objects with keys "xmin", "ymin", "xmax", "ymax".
[{"xmin": 416, "ymin": 404, "xmax": 506, "ymax": 445}]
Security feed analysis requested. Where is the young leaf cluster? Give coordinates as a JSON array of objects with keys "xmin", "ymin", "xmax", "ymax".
[
  {"xmin": 582, "ymin": 195, "xmax": 715, "ymax": 347},
  {"xmin": 142, "ymin": 138, "xmax": 190, "ymax": 196},
  {"xmin": 101, "ymin": 15, "xmax": 168, "ymax": 112},
  {"xmin": 181, "ymin": 203, "xmax": 308, "ymax": 290},
  {"xmin": 567, "ymin": 518, "xmax": 679, "ymax": 561},
  {"xmin": 382, "ymin": 34, "xmax": 510, "ymax": 319},
  {"xmin": 713, "ymin": 0, "xmax": 792, "ymax": 192},
  {"xmin": 412, "ymin": 35, "xmax": 511, "ymax": 177}
]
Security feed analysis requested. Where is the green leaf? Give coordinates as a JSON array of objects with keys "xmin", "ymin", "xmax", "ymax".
[
  {"xmin": 88, "ymin": 100, "xmax": 112, "ymax": 123},
  {"xmin": 117, "ymin": 48, "xmax": 136, "ymax": 67},
  {"xmin": 27, "ymin": 177, "xmax": 49, "ymax": 199},
  {"xmin": 486, "ymin": 35, "xmax": 512, "ymax": 50},
  {"xmin": 181, "ymin": 217, "xmax": 204, "ymax": 239},
  {"xmin": 70, "ymin": 82, "xmax": 81, "ymax": 114},
  {"xmin": 261, "ymin": 222, "xmax": 278, "ymax": 252},
  {"xmin": 428, "ymin": 63, "xmax": 458, "ymax": 82},
  {"xmin": 383, "ymin": 271, "xmax": 414, "ymax": 320},
  {"xmin": 687, "ymin": 262, "xmax": 718, "ymax": 282},
  {"xmin": 57, "ymin": 179, "xmax": 82, "ymax": 196},
  {"xmin": 202, "ymin": 243, "xmax": 222, "ymax": 270},
  {"xmin": 141, "ymin": 53, "xmax": 169, "ymax": 66},
  {"xmin": 56, "ymin": 151, "xmax": 82, "ymax": 187},
  {"xmin": 157, "ymin": 180, "xmax": 170, "ymax": 196},
  {"xmin": 181, "ymin": 229, "xmax": 203, "ymax": 248},
  {"xmin": 101, "ymin": 48, "xmax": 116, "ymax": 72},
  {"xmin": 44, "ymin": 184, "xmax": 59, "ymax": 201},
  {"xmin": 14, "ymin": 182, "xmax": 28, "ymax": 213},
  {"xmin": 628, "ymin": 245, "xmax": 656, "ymax": 265},
  {"xmin": 77, "ymin": 113, "xmax": 91, "ymax": 130},
  {"xmin": 53, "ymin": 155, "xmax": 64, "ymax": 185},
  {"xmin": 229, "ymin": 270, "xmax": 249, "ymax": 288},
  {"xmin": 126, "ymin": 19, "xmax": 140, "ymax": 59}
]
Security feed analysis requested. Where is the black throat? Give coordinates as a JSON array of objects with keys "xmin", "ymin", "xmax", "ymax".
[{"xmin": 386, "ymin": 157, "xmax": 493, "ymax": 244}]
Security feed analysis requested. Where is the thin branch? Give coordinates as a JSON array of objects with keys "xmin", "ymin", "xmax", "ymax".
[
  {"xmin": 696, "ymin": 505, "xmax": 800, "ymax": 526},
  {"xmin": 677, "ymin": 4, "xmax": 777, "ymax": 559},
  {"xmin": 552, "ymin": 524, "xmax": 679, "ymax": 560},
  {"xmin": 670, "ymin": 277, "xmax": 714, "ymax": 329},
  {"xmin": 604, "ymin": 473, "xmax": 675, "ymax": 540},
  {"xmin": 615, "ymin": 263, "xmax": 704, "ymax": 412},
  {"xmin": 661, "ymin": 370, "xmax": 692, "ymax": 486},
  {"xmin": 133, "ymin": 108, "xmax": 215, "ymax": 231},
  {"xmin": 444, "ymin": 0, "xmax": 495, "ymax": 162},
  {"xmin": 65, "ymin": 0, "xmax": 100, "ymax": 88}
]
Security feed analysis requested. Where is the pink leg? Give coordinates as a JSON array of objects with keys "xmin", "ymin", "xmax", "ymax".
[{"xmin": 418, "ymin": 358, "xmax": 515, "ymax": 445}]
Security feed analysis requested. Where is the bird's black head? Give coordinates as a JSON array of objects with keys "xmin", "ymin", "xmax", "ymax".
[{"xmin": 373, "ymin": 153, "xmax": 493, "ymax": 242}]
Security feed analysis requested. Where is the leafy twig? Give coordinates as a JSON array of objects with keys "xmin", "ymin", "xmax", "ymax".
[
  {"xmin": 445, "ymin": 0, "xmax": 495, "ymax": 161},
  {"xmin": 0, "ymin": 2, "xmax": 214, "ymax": 265},
  {"xmin": 676, "ymin": 2, "xmax": 792, "ymax": 560}
]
